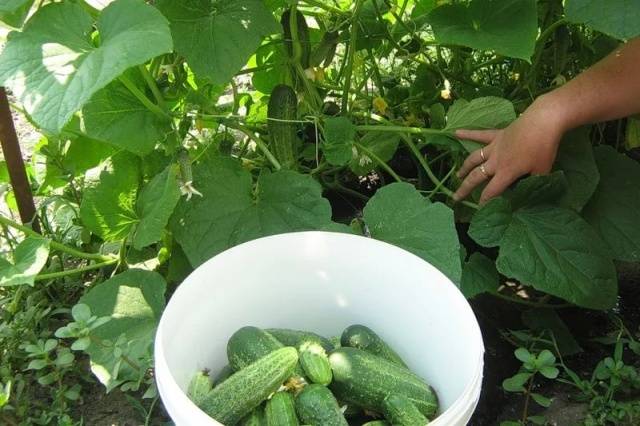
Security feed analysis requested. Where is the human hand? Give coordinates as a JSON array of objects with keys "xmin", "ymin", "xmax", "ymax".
[{"xmin": 452, "ymin": 97, "xmax": 567, "ymax": 204}]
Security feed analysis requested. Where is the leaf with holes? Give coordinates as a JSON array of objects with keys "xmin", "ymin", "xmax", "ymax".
[{"xmin": 0, "ymin": 0, "xmax": 172, "ymax": 133}]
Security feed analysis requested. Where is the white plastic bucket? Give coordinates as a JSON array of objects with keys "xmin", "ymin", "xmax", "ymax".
[{"xmin": 155, "ymin": 232, "xmax": 485, "ymax": 425}]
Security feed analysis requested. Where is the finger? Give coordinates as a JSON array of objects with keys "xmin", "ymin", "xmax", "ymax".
[
  {"xmin": 453, "ymin": 165, "xmax": 491, "ymax": 202},
  {"xmin": 454, "ymin": 129, "xmax": 499, "ymax": 144},
  {"xmin": 479, "ymin": 171, "xmax": 516, "ymax": 204},
  {"xmin": 457, "ymin": 144, "xmax": 493, "ymax": 179}
]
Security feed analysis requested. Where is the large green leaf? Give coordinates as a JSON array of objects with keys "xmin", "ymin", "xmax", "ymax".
[
  {"xmin": 554, "ymin": 129, "xmax": 600, "ymax": 211},
  {"xmin": 0, "ymin": 0, "xmax": 34, "ymax": 28},
  {"xmin": 81, "ymin": 76, "xmax": 171, "ymax": 156},
  {"xmin": 363, "ymin": 183, "xmax": 462, "ymax": 283},
  {"xmin": 157, "ymin": 0, "xmax": 279, "ymax": 85},
  {"xmin": 460, "ymin": 252, "xmax": 499, "ymax": 299},
  {"xmin": 468, "ymin": 197, "xmax": 512, "ymax": 247},
  {"xmin": 428, "ymin": 0, "xmax": 538, "ymax": 60},
  {"xmin": 445, "ymin": 97, "xmax": 516, "ymax": 131},
  {"xmin": 0, "ymin": 238, "xmax": 50, "ymax": 286},
  {"xmin": 582, "ymin": 146, "xmax": 640, "ymax": 262},
  {"xmin": 80, "ymin": 153, "xmax": 140, "ymax": 242},
  {"xmin": 79, "ymin": 269, "xmax": 166, "ymax": 390},
  {"xmin": 565, "ymin": 0, "xmax": 640, "ymax": 40},
  {"xmin": 323, "ymin": 117, "xmax": 357, "ymax": 166},
  {"xmin": 496, "ymin": 205, "xmax": 616, "ymax": 310},
  {"xmin": 133, "ymin": 166, "xmax": 181, "ymax": 250},
  {"xmin": 0, "ymin": 0, "xmax": 172, "ymax": 134},
  {"xmin": 171, "ymin": 157, "xmax": 337, "ymax": 267}
]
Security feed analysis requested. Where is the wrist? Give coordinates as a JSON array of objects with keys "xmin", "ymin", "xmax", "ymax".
[{"xmin": 529, "ymin": 92, "xmax": 574, "ymax": 134}]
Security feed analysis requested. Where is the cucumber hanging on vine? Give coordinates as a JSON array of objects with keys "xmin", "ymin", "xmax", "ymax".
[
  {"xmin": 268, "ymin": 85, "xmax": 300, "ymax": 170},
  {"xmin": 311, "ymin": 31, "xmax": 340, "ymax": 68},
  {"xmin": 281, "ymin": 8, "xmax": 311, "ymax": 70},
  {"xmin": 177, "ymin": 149, "xmax": 202, "ymax": 200}
]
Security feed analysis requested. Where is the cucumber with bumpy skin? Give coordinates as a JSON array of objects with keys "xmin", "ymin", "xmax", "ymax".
[
  {"xmin": 382, "ymin": 394, "xmax": 428, "ymax": 425},
  {"xmin": 281, "ymin": 9, "xmax": 310, "ymax": 69},
  {"xmin": 329, "ymin": 347, "xmax": 438, "ymax": 419},
  {"xmin": 295, "ymin": 384, "xmax": 349, "ymax": 426},
  {"xmin": 341, "ymin": 324, "xmax": 408, "ymax": 368},
  {"xmin": 240, "ymin": 406, "xmax": 266, "ymax": 426},
  {"xmin": 227, "ymin": 326, "xmax": 285, "ymax": 371},
  {"xmin": 299, "ymin": 341, "xmax": 332, "ymax": 385},
  {"xmin": 187, "ymin": 370, "xmax": 212, "ymax": 406},
  {"xmin": 266, "ymin": 391, "xmax": 299, "ymax": 426},
  {"xmin": 199, "ymin": 347, "xmax": 299, "ymax": 425},
  {"xmin": 267, "ymin": 85, "xmax": 299, "ymax": 170},
  {"xmin": 267, "ymin": 328, "xmax": 334, "ymax": 352}
]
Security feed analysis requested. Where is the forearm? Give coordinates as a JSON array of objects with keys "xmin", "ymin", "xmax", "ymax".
[{"xmin": 534, "ymin": 37, "xmax": 640, "ymax": 131}]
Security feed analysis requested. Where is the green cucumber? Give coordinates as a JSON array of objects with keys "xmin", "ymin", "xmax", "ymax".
[
  {"xmin": 382, "ymin": 394, "xmax": 428, "ymax": 425},
  {"xmin": 295, "ymin": 384, "xmax": 349, "ymax": 426},
  {"xmin": 281, "ymin": 9, "xmax": 310, "ymax": 69},
  {"xmin": 341, "ymin": 325, "xmax": 408, "ymax": 368},
  {"xmin": 299, "ymin": 341, "xmax": 332, "ymax": 385},
  {"xmin": 311, "ymin": 31, "xmax": 339, "ymax": 68},
  {"xmin": 240, "ymin": 406, "xmax": 266, "ymax": 426},
  {"xmin": 329, "ymin": 348, "xmax": 438, "ymax": 419},
  {"xmin": 267, "ymin": 328, "xmax": 334, "ymax": 352},
  {"xmin": 267, "ymin": 85, "xmax": 299, "ymax": 170},
  {"xmin": 227, "ymin": 326, "xmax": 285, "ymax": 371},
  {"xmin": 200, "ymin": 347, "xmax": 299, "ymax": 425},
  {"xmin": 187, "ymin": 370, "xmax": 213, "ymax": 406},
  {"xmin": 266, "ymin": 391, "xmax": 299, "ymax": 426},
  {"xmin": 213, "ymin": 364, "xmax": 234, "ymax": 385}
]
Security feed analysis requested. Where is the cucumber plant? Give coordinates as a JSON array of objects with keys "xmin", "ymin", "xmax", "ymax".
[{"xmin": 0, "ymin": 0, "xmax": 639, "ymax": 423}]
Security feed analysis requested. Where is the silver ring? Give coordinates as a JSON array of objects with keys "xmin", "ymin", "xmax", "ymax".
[
  {"xmin": 480, "ymin": 164, "xmax": 489, "ymax": 178},
  {"xmin": 480, "ymin": 148, "xmax": 486, "ymax": 162}
]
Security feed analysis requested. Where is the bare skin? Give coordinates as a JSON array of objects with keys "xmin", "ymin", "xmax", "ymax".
[{"xmin": 453, "ymin": 37, "xmax": 640, "ymax": 204}]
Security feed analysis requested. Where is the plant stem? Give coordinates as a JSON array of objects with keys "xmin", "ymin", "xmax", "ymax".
[
  {"xmin": 301, "ymin": 0, "xmax": 345, "ymax": 14},
  {"xmin": 342, "ymin": 0, "xmax": 364, "ymax": 113},
  {"xmin": 354, "ymin": 142, "xmax": 403, "ymax": 182},
  {"xmin": 119, "ymin": 74, "xmax": 170, "ymax": 120},
  {"xmin": 401, "ymin": 135, "xmax": 479, "ymax": 209},
  {"xmin": 522, "ymin": 377, "xmax": 535, "ymax": 423},
  {"xmin": 35, "ymin": 259, "xmax": 118, "ymax": 282},
  {"xmin": 231, "ymin": 124, "xmax": 282, "ymax": 170},
  {"xmin": 357, "ymin": 124, "xmax": 453, "ymax": 136},
  {"xmin": 0, "ymin": 215, "xmax": 115, "ymax": 262},
  {"xmin": 138, "ymin": 65, "xmax": 165, "ymax": 109}
]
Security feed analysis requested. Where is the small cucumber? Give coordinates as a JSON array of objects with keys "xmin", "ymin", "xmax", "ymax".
[
  {"xmin": 267, "ymin": 84, "xmax": 299, "ymax": 170},
  {"xmin": 341, "ymin": 324, "xmax": 408, "ymax": 368},
  {"xmin": 199, "ymin": 347, "xmax": 299, "ymax": 425},
  {"xmin": 213, "ymin": 364, "xmax": 234, "ymax": 385},
  {"xmin": 187, "ymin": 370, "xmax": 213, "ymax": 406},
  {"xmin": 382, "ymin": 394, "xmax": 428, "ymax": 425},
  {"xmin": 299, "ymin": 341, "xmax": 332, "ymax": 385},
  {"xmin": 266, "ymin": 391, "xmax": 299, "ymax": 426},
  {"xmin": 227, "ymin": 326, "xmax": 285, "ymax": 371},
  {"xmin": 267, "ymin": 328, "xmax": 334, "ymax": 352},
  {"xmin": 240, "ymin": 406, "xmax": 266, "ymax": 426},
  {"xmin": 281, "ymin": 9, "xmax": 310, "ymax": 69},
  {"xmin": 329, "ymin": 348, "xmax": 438, "ymax": 419},
  {"xmin": 295, "ymin": 384, "xmax": 349, "ymax": 426}
]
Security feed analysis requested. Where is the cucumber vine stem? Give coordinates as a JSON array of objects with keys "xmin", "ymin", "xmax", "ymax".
[
  {"xmin": 230, "ymin": 124, "xmax": 282, "ymax": 171},
  {"xmin": 0, "ymin": 214, "xmax": 115, "ymax": 262},
  {"xmin": 34, "ymin": 259, "xmax": 118, "ymax": 282},
  {"xmin": 341, "ymin": 0, "xmax": 364, "ymax": 113},
  {"xmin": 119, "ymin": 74, "xmax": 170, "ymax": 121},
  {"xmin": 138, "ymin": 65, "xmax": 165, "ymax": 109}
]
